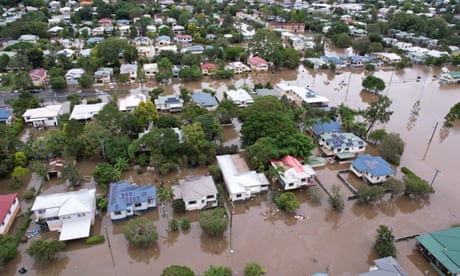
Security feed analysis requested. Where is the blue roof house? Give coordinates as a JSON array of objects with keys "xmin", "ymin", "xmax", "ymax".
[
  {"xmin": 350, "ymin": 154, "xmax": 395, "ymax": 185},
  {"xmin": 311, "ymin": 120, "xmax": 341, "ymax": 137},
  {"xmin": 0, "ymin": 108, "xmax": 13, "ymax": 126},
  {"xmin": 108, "ymin": 182, "xmax": 156, "ymax": 221},
  {"xmin": 191, "ymin": 91, "xmax": 218, "ymax": 110}
]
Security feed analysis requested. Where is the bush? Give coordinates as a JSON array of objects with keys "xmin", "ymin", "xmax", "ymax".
[
  {"xmin": 400, "ymin": 167, "xmax": 415, "ymax": 176},
  {"xmin": 97, "ymin": 197, "xmax": 108, "ymax": 211},
  {"xmin": 180, "ymin": 218, "xmax": 190, "ymax": 230},
  {"xmin": 307, "ymin": 187, "xmax": 322, "ymax": 204},
  {"xmin": 244, "ymin": 262, "xmax": 264, "ymax": 276},
  {"xmin": 27, "ymin": 239, "xmax": 66, "ymax": 264},
  {"xmin": 0, "ymin": 234, "xmax": 17, "ymax": 267},
  {"xmin": 356, "ymin": 185, "xmax": 385, "ymax": 205},
  {"xmin": 137, "ymin": 153, "xmax": 149, "ymax": 167},
  {"xmin": 86, "ymin": 235, "xmax": 105, "ymax": 245},
  {"xmin": 23, "ymin": 189, "xmax": 35, "ymax": 201},
  {"xmin": 374, "ymin": 225, "xmax": 396, "ymax": 257},
  {"xmin": 169, "ymin": 219, "xmax": 179, "ymax": 231},
  {"xmin": 204, "ymin": 265, "xmax": 232, "ymax": 276},
  {"xmin": 199, "ymin": 208, "xmax": 228, "ymax": 236},
  {"xmin": 172, "ymin": 199, "xmax": 186, "ymax": 214},
  {"xmin": 275, "ymin": 192, "xmax": 300, "ymax": 213},
  {"xmin": 329, "ymin": 185, "xmax": 344, "ymax": 213},
  {"xmin": 124, "ymin": 217, "xmax": 158, "ymax": 247},
  {"xmin": 161, "ymin": 265, "xmax": 194, "ymax": 276}
]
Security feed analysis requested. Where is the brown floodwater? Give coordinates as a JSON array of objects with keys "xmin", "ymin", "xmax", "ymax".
[{"xmin": 2, "ymin": 59, "xmax": 460, "ymax": 275}]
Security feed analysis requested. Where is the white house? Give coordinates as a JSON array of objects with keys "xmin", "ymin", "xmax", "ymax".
[
  {"xmin": 143, "ymin": 63, "xmax": 158, "ymax": 78},
  {"xmin": 108, "ymin": 181, "xmax": 156, "ymax": 221},
  {"xmin": 136, "ymin": 46, "xmax": 155, "ymax": 59},
  {"xmin": 120, "ymin": 64, "xmax": 138, "ymax": 81},
  {"xmin": 23, "ymin": 104, "xmax": 64, "ymax": 127},
  {"xmin": 318, "ymin": 132, "xmax": 367, "ymax": 157},
  {"xmin": 375, "ymin": 52, "xmax": 402, "ymax": 64},
  {"xmin": 225, "ymin": 89, "xmax": 254, "ymax": 107},
  {"xmin": 216, "ymin": 154, "xmax": 269, "ymax": 202},
  {"xmin": 31, "ymin": 189, "xmax": 96, "ymax": 241},
  {"xmin": 350, "ymin": 154, "xmax": 395, "ymax": 185},
  {"xmin": 118, "ymin": 94, "xmax": 147, "ymax": 112},
  {"xmin": 173, "ymin": 175, "xmax": 218, "ymax": 211},
  {"xmin": 270, "ymin": 155, "xmax": 316, "ymax": 190},
  {"xmin": 154, "ymin": 95, "xmax": 184, "ymax": 112},
  {"xmin": 70, "ymin": 102, "xmax": 106, "ymax": 121},
  {"xmin": 275, "ymin": 83, "xmax": 329, "ymax": 108},
  {"xmin": 225, "ymin": 62, "xmax": 251, "ymax": 74},
  {"xmin": 65, "ymin": 68, "xmax": 85, "ymax": 85},
  {"xmin": 0, "ymin": 194, "xmax": 20, "ymax": 234}
]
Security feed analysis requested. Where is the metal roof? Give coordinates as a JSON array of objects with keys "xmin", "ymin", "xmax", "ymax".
[
  {"xmin": 351, "ymin": 154, "xmax": 395, "ymax": 177},
  {"xmin": 108, "ymin": 182, "xmax": 156, "ymax": 212}
]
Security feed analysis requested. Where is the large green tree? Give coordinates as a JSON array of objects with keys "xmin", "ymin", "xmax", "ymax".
[
  {"xmin": 193, "ymin": 113, "xmax": 223, "ymax": 141},
  {"xmin": 161, "ymin": 265, "xmax": 194, "ymax": 276},
  {"xmin": 93, "ymin": 37, "xmax": 131, "ymax": 66},
  {"xmin": 124, "ymin": 217, "xmax": 158, "ymax": 247},
  {"xmin": 374, "ymin": 225, "xmax": 396, "ymax": 257},
  {"xmin": 379, "ymin": 132, "xmax": 405, "ymax": 165},
  {"xmin": 27, "ymin": 239, "xmax": 66, "ymax": 264},
  {"xmin": 199, "ymin": 208, "xmax": 228, "ymax": 236},
  {"xmin": 362, "ymin": 75, "xmax": 386, "ymax": 94},
  {"xmin": 181, "ymin": 122, "xmax": 216, "ymax": 166},
  {"xmin": 363, "ymin": 96, "xmax": 393, "ymax": 136}
]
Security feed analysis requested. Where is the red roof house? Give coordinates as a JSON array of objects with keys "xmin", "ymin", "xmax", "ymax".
[
  {"xmin": 29, "ymin": 68, "xmax": 48, "ymax": 87},
  {"xmin": 247, "ymin": 56, "xmax": 269, "ymax": 72},
  {"xmin": 98, "ymin": 18, "xmax": 112, "ymax": 27},
  {"xmin": 0, "ymin": 194, "xmax": 20, "ymax": 234},
  {"xmin": 200, "ymin": 63, "xmax": 216, "ymax": 76}
]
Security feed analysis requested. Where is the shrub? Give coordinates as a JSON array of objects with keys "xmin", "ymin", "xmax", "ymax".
[
  {"xmin": 138, "ymin": 153, "xmax": 149, "ymax": 166},
  {"xmin": 204, "ymin": 265, "xmax": 232, "ymax": 276},
  {"xmin": 400, "ymin": 167, "xmax": 415, "ymax": 176},
  {"xmin": 169, "ymin": 219, "xmax": 179, "ymax": 231},
  {"xmin": 199, "ymin": 208, "xmax": 228, "ymax": 236},
  {"xmin": 86, "ymin": 235, "xmax": 105, "ymax": 245},
  {"xmin": 356, "ymin": 185, "xmax": 385, "ymax": 205},
  {"xmin": 244, "ymin": 262, "xmax": 264, "ymax": 276},
  {"xmin": 27, "ymin": 239, "xmax": 66, "ymax": 264},
  {"xmin": 161, "ymin": 265, "xmax": 194, "ymax": 276},
  {"xmin": 275, "ymin": 192, "xmax": 300, "ymax": 213},
  {"xmin": 374, "ymin": 225, "xmax": 396, "ymax": 257},
  {"xmin": 97, "ymin": 197, "xmax": 108, "ymax": 211},
  {"xmin": 172, "ymin": 199, "xmax": 186, "ymax": 214},
  {"xmin": 0, "ymin": 234, "xmax": 17, "ymax": 267},
  {"xmin": 124, "ymin": 217, "xmax": 158, "ymax": 247},
  {"xmin": 23, "ymin": 189, "xmax": 35, "ymax": 201},
  {"xmin": 180, "ymin": 218, "xmax": 190, "ymax": 230},
  {"xmin": 307, "ymin": 187, "xmax": 322, "ymax": 204},
  {"xmin": 329, "ymin": 185, "xmax": 344, "ymax": 213}
]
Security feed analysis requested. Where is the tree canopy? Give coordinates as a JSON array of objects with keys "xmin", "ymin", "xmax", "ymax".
[
  {"xmin": 374, "ymin": 225, "xmax": 396, "ymax": 258},
  {"xmin": 362, "ymin": 75, "xmax": 386, "ymax": 93},
  {"xmin": 199, "ymin": 208, "xmax": 228, "ymax": 236},
  {"xmin": 124, "ymin": 217, "xmax": 158, "ymax": 247}
]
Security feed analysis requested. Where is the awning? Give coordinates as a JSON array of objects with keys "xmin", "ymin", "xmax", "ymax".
[
  {"xmin": 336, "ymin": 152, "xmax": 355, "ymax": 160},
  {"xmin": 59, "ymin": 218, "xmax": 91, "ymax": 241}
]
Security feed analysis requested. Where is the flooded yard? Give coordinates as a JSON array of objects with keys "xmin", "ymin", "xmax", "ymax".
[{"xmin": 2, "ymin": 62, "xmax": 460, "ymax": 275}]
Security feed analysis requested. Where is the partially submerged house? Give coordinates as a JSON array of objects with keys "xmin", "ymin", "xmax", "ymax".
[
  {"xmin": 31, "ymin": 189, "xmax": 96, "ymax": 241},
  {"xmin": 0, "ymin": 194, "xmax": 20, "ymax": 234},
  {"xmin": 118, "ymin": 94, "xmax": 147, "ymax": 112},
  {"xmin": 173, "ymin": 175, "xmax": 218, "ymax": 211},
  {"xmin": 216, "ymin": 154, "xmax": 269, "ymax": 202},
  {"xmin": 350, "ymin": 154, "xmax": 395, "ymax": 185},
  {"xmin": 247, "ymin": 56, "xmax": 269, "ymax": 72},
  {"xmin": 23, "ymin": 104, "xmax": 64, "ymax": 128},
  {"xmin": 191, "ymin": 91, "xmax": 218, "ymax": 111},
  {"xmin": 120, "ymin": 64, "xmax": 138, "ymax": 81},
  {"xmin": 154, "ymin": 95, "xmax": 184, "ymax": 112},
  {"xmin": 47, "ymin": 158, "xmax": 64, "ymax": 180},
  {"xmin": 225, "ymin": 89, "xmax": 254, "ymax": 107},
  {"xmin": 108, "ymin": 181, "xmax": 156, "ymax": 221},
  {"xmin": 70, "ymin": 102, "xmax": 106, "ymax": 121},
  {"xmin": 439, "ymin": 71, "xmax": 460, "ymax": 85},
  {"xmin": 358, "ymin": 256, "xmax": 408, "ymax": 276},
  {"xmin": 318, "ymin": 132, "xmax": 367, "ymax": 158},
  {"xmin": 270, "ymin": 155, "xmax": 316, "ymax": 190},
  {"xmin": 415, "ymin": 227, "xmax": 460, "ymax": 276},
  {"xmin": 275, "ymin": 83, "xmax": 329, "ymax": 108}
]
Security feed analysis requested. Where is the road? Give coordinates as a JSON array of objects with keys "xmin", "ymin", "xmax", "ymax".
[{"xmin": 0, "ymin": 89, "xmax": 111, "ymax": 106}]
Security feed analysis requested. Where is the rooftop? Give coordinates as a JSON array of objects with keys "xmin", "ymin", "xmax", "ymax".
[
  {"xmin": 352, "ymin": 154, "xmax": 395, "ymax": 177},
  {"xmin": 108, "ymin": 181, "xmax": 156, "ymax": 212},
  {"xmin": 0, "ymin": 194, "xmax": 17, "ymax": 224}
]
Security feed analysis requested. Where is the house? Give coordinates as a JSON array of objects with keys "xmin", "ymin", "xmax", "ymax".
[
  {"xmin": 47, "ymin": 158, "xmax": 64, "ymax": 180},
  {"xmin": 225, "ymin": 62, "xmax": 251, "ymax": 74},
  {"xmin": 18, "ymin": 34, "xmax": 39, "ymax": 43},
  {"xmin": 143, "ymin": 63, "xmax": 158, "ymax": 78},
  {"xmin": 154, "ymin": 95, "xmax": 184, "ymax": 112},
  {"xmin": 200, "ymin": 63, "xmax": 216, "ymax": 76},
  {"xmin": 70, "ymin": 102, "xmax": 106, "ymax": 121},
  {"xmin": 415, "ymin": 227, "xmax": 460, "ymax": 276},
  {"xmin": 56, "ymin": 48, "xmax": 75, "ymax": 59},
  {"xmin": 119, "ymin": 64, "xmax": 138, "ymax": 81},
  {"xmin": 358, "ymin": 257, "xmax": 408, "ymax": 276},
  {"xmin": 98, "ymin": 18, "xmax": 112, "ymax": 27},
  {"xmin": 248, "ymin": 56, "xmax": 269, "ymax": 72},
  {"xmin": 118, "ymin": 94, "xmax": 147, "ymax": 112},
  {"xmin": 0, "ymin": 108, "xmax": 13, "ymax": 126},
  {"xmin": 270, "ymin": 155, "xmax": 316, "ymax": 190},
  {"xmin": 65, "ymin": 68, "xmax": 85, "ymax": 85},
  {"xmin": 23, "ymin": 104, "xmax": 64, "ymax": 128},
  {"xmin": 375, "ymin": 52, "xmax": 402, "ymax": 64},
  {"xmin": 175, "ymin": 34, "xmax": 192, "ymax": 43},
  {"xmin": 48, "ymin": 25, "xmax": 64, "ymax": 36},
  {"xmin": 216, "ymin": 154, "xmax": 269, "ymax": 202},
  {"xmin": 133, "ymin": 36, "xmax": 153, "ymax": 46},
  {"xmin": 191, "ymin": 91, "xmax": 218, "ymax": 110},
  {"xmin": 91, "ymin": 27, "xmax": 104, "ymax": 36},
  {"xmin": 94, "ymin": 67, "xmax": 113, "ymax": 83},
  {"xmin": 349, "ymin": 27, "xmax": 368, "ymax": 37},
  {"xmin": 31, "ymin": 189, "xmax": 96, "ymax": 241},
  {"xmin": 158, "ymin": 45, "xmax": 178, "ymax": 53},
  {"xmin": 173, "ymin": 175, "xmax": 218, "ymax": 211},
  {"xmin": 350, "ymin": 154, "xmax": 395, "ymax": 185},
  {"xmin": 267, "ymin": 22, "xmax": 305, "ymax": 33},
  {"xmin": 311, "ymin": 120, "xmax": 341, "ymax": 138},
  {"xmin": 108, "ymin": 181, "xmax": 156, "ymax": 221},
  {"xmin": 156, "ymin": 35, "xmax": 171, "ymax": 46},
  {"xmin": 136, "ymin": 46, "xmax": 155, "ymax": 59},
  {"xmin": 0, "ymin": 194, "xmax": 20, "ymax": 234},
  {"xmin": 318, "ymin": 132, "xmax": 367, "ymax": 157},
  {"xmin": 439, "ymin": 71, "xmax": 460, "ymax": 85},
  {"xmin": 225, "ymin": 89, "xmax": 254, "ymax": 107},
  {"xmin": 182, "ymin": 45, "xmax": 205, "ymax": 54},
  {"xmin": 275, "ymin": 83, "xmax": 329, "ymax": 108},
  {"xmin": 254, "ymin": 88, "xmax": 282, "ymax": 99},
  {"xmin": 173, "ymin": 65, "xmax": 185, "ymax": 77}
]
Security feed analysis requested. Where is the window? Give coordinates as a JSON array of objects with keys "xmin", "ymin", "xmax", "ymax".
[
  {"xmin": 127, "ymin": 209, "xmax": 132, "ymax": 213},
  {"xmin": 77, "ymin": 213, "xmax": 86, "ymax": 217},
  {"xmin": 114, "ymin": 211, "xmax": 122, "ymax": 215},
  {"xmin": 236, "ymin": 193, "xmax": 242, "ymax": 198},
  {"xmin": 288, "ymin": 183, "xmax": 294, "ymax": 187},
  {"xmin": 206, "ymin": 195, "xmax": 214, "ymax": 199},
  {"xmin": 148, "ymin": 199, "xmax": 154, "ymax": 204},
  {"xmin": 134, "ymin": 203, "xmax": 142, "ymax": 207},
  {"xmin": 300, "ymin": 178, "xmax": 306, "ymax": 182},
  {"xmin": 201, "ymin": 200, "xmax": 205, "ymax": 203},
  {"xmin": 38, "ymin": 210, "xmax": 45, "ymax": 214},
  {"xmin": 188, "ymin": 200, "xmax": 197, "ymax": 205}
]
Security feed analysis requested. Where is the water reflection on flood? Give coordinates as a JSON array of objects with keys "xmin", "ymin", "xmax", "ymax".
[{"xmin": 3, "ymin": 61, "xmax": 460, "ymax": 275}]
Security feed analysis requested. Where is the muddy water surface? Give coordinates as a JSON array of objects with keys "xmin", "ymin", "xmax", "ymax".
[{"xmin": 2, "ymin": 62, "xmax": 460, "ymax": 275}]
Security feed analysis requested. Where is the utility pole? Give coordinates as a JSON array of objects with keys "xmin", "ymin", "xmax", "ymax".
[
  {"xmin": 422, "ymin": 122, "xmax": 438, "ymax": 160},
  {"xmin": 431, "ymin": 168, "xmax": 441, "ymax": 186}
]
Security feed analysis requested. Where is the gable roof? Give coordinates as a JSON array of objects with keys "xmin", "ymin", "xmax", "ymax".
[
  {"xmin": 70, "ymin": 102, "xmax": 106, "ymax": 120},
  {"xmin": 416, "ymin": 227, "xmax": 460, "ymax": 274},
  {"xmin": 359, "ymin": 257, "xmax": 408, "ymax": 276},
  {"xmin": 0, "ymin": 108, "xmax": 12, "ymax": 121},
  {"xmin": 312, "ymin": 120, "xmax": 341, "ymax": 136},
  {"xmin": 320, "ymin": 132, "xmax": 367, "ymax": 150},
  {"xmin": 0, "ymin": 194, "xmax": 17, "ymax": 224},
  {"xmin": 108, "ymin": 181, "xmax": 156, "ymax": 212},
  {"xmin": 31, "ymin": 189, "xmax": 96, "ymax": 217},
  {"xmin": 352, "ymin": 154, "xmax": 395, "ymax": 177},
  {"xmin": 271, "ymin": 155, "xmax": 316, "ymax": 182},
  {"xmin": 248, "ymin": 56, "xmax": 268, "ymax": 66},
  {"xmin": 23, "ymin": 104, "xmax": 62, "ymax": 121}
]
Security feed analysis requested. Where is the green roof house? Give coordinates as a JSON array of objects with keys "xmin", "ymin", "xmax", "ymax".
[{"xmin": 415, "ymin": 227, "xmax": 460, "ymax": 276}]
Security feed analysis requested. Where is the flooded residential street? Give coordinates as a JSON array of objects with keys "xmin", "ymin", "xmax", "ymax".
[{"xmin": 2, "ymin": 62, "xmax": 460, "ymax": 275}]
